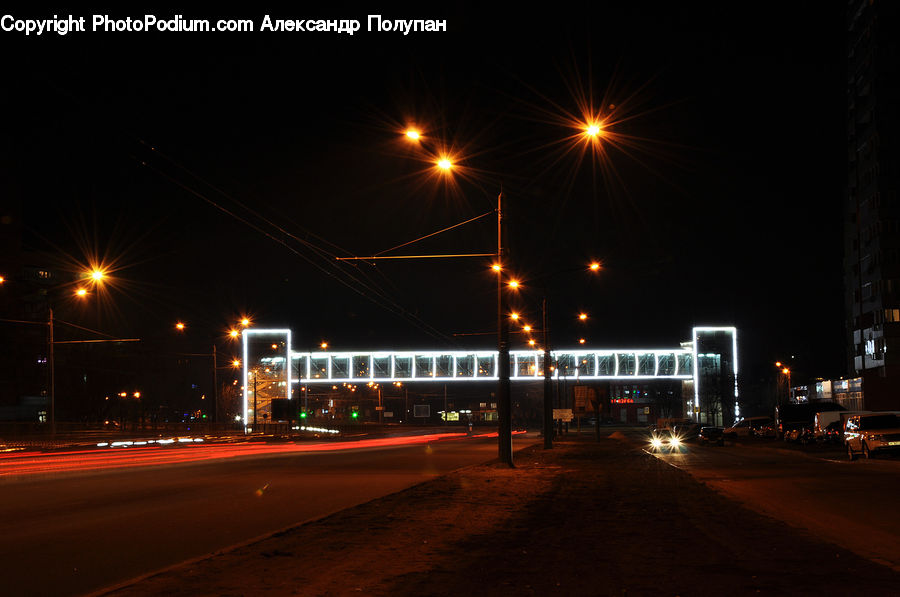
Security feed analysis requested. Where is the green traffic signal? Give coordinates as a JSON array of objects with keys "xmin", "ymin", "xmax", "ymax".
[
  {"xmin": 299, "ymin": 412, "xmax": 308, "ymax": 419},
  {"xmin": 350, "ymin": 411, "xmax": 359, "ymax": 419}
]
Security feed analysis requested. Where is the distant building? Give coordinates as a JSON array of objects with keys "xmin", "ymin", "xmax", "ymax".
[
  {"xmin": 844, "ymin": 0, "xmax": 900, "ymax": 409},
  {"xmin": 791, "ymin": 377, "xmax": 863, "ymax": 411}
]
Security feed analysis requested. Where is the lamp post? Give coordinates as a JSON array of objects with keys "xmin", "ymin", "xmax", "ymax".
[
  {"xmin": 496, "ymin": 190, "xmax": 513, "ymax": 465},
  {"xmin": 50, "ymin": 269, "xmax": 106, "ymax": 433},
  {"xmin": 542, "ymin": 298, "xmax": 553, "ymax": 449},
  {"xmin": 774, "ymin": 361, "xmax": 791, "ymax": 405}
]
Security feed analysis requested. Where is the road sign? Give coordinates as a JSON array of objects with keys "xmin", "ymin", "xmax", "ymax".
[
  {"xmin": 553, "ymin": 408, "xmax": 574, "ymax": 422},
  {"xmin": 573, "ymin": 386, "xmax": 596, "ymax": 413}
]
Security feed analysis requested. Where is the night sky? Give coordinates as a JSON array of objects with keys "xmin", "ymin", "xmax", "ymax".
[{"xmin": 2, "ymin": 3, "xmax": 847, "ymax": 392}]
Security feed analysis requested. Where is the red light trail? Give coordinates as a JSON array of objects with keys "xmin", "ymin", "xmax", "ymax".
[{"xmin": 0, "ymin": 432, "xmax": 517, "ymax": 478}]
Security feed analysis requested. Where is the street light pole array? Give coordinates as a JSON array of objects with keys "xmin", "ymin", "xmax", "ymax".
[{"xmin": 335, "ymin": 123, "xmax": 606, "ymax": 464}]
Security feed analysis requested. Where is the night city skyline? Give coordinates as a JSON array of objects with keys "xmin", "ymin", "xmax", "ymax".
[{"xmin": 7, "ymin": 5, "xmax": 900, "ymax": 596}]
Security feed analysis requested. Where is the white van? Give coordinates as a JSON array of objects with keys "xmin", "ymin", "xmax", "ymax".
[{"xmin": 814, "ymin": 410, "xmax": 870, "ymax": 439}]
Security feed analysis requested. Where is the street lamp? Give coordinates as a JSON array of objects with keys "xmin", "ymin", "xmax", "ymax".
[{"xmin": 775, "ymin": 362, "xmax": 791, "ymax": 404}]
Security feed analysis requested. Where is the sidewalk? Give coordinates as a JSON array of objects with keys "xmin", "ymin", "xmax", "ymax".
[{"xmin": 101, "ymin": 432, "xmax": 900, "ymax": 596}]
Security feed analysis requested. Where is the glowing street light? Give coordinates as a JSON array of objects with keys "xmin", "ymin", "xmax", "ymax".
[
  {"xmin": 492, "ymin": 264, "xmax": 502, "ymax": 272},
  {"xmin": 578, "ymin": 313, "xmax": 588, "ymax": 321},
  {"xmin": 320, "ymin": 342, "xmax": 328, "ymax": 349},
  {"xmin": 229, "ymin": 329, "xmax": 239, "ymax": 339},
  {"xmin": 90, "ymin": 269, "xmax": 106, "ymax": 282},
  {"xmin": 523, "ymin": 324, "xmax": 532, "ymax": 332},
  {"xmin": 232, "ymin": 359, "xmax": 241, "ymax": 368},
  {"xmin": 579, "ymin": 338, "xmax": 586, "ymax": 344},
  {"xmin": 175, "ymin": 322, "xmax": 185, "ymax": 331},
  {"xmin": 240, "ymin": 317, "xmax": 251, "ymax": 327},
  {"xmin": 508, "ymin": 280, "xmax": 520, "ymax": 290},
  {"xmin": 589, "ymin": 262, "xmax": 601, "ymax": 271},
  {"xmin": 436, "ymin": 158, "xmax": 452, "ymax": 171},
  {"xmin": 510, "ymin": 312, "xmax": 520, "ymax": 321},
  {"xmin": 405, "ymin": 129, "xmax": 421, "ymax": 140},
  {"xmin": 585, "ymin": 123, "xmax": 603, "ymax": 138},
  {"xmin": 75, "ymin": 288, "xmax": 87, "ymax": 297},
  {"xmin": 775, "ymin": 362, "xmax": 791, "ymax": 405}
]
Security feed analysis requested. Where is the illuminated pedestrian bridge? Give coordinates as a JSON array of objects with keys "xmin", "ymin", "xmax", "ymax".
[{"xmin": 240, "ymin": 326, "xmax": 738, "ymax": 426}]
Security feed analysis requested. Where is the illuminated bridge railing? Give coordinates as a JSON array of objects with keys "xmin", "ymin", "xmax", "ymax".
[{"xmin": 291, "ymin": 349, "xmax": 694, "ymax": 383}]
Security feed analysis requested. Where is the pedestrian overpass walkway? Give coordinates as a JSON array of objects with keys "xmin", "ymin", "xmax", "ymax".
[
  {"xmin": 240, "ymin": 326, "xmax": 738, "ymax": 428},
  {"xmin": 241, "ymin": 327, "xmax": 737, "ymax": 403},
  {"xmin": 288, "ymin": 348, "xmax": 695, "ymax": 383}
]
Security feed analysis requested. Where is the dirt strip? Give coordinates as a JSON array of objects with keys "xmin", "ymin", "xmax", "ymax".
[{"xmin": 102, "ymin": 433, "xmax": 900, "ymax": 596}]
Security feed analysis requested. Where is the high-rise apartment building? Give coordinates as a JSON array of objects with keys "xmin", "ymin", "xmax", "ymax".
[{"xmin": 845, "ymin": 0, "xmax": 900, "ymax": 409}]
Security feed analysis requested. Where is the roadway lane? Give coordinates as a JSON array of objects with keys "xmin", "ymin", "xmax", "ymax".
[
  {"xmin": 649, "ymin": 437, "xmax": 900, "ymax": 571},
  {"xmin": 0, "ymin": 433, "xmax": 536, "ymax": 596}
]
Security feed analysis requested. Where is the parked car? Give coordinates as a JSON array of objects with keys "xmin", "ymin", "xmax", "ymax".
[
  {"xmin": 845, "ymin": 413, "xmax": 900, "ymax": 460},
  {"xmin": 672, "ymin": 422, "xmax": 701, "ymax": 440},
  {"xmin": 784, "ymin": 424, "xmax": 815, "ymax": 444},
  {"xmin": 754, "ymin": 421, "xmax": 777, "ymax": 438},
  {"xmin": 698, "ymin": 426, "xmax": 725, "ymax": 446},
  {"xmin": 723, "ymin": 416, "xmax": 773, "ymax": 438},
  {"xmin": 818, "ymin": 420, "xmax": 844, "ymax": 444}
]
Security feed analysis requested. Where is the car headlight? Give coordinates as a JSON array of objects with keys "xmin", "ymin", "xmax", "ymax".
[
  {"xmin": 650, "ymin": 437, "xmax": 663, "ymax": 449},
  {"xmin": 669, "ymin": 436, "xmax": 681, "ymax": 448}
]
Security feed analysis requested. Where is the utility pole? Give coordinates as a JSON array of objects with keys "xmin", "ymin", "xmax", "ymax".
[
  {"xmin": 542, "ymin": 298, "xmax": 553, "ymax": 449},
  {"xmin": 212, "ymin": 344, "xmax": 218, "ymax": 426},
  {"xmin": 48, "ymin": 307, "xmax": 55, "ymax": 435},
  {"xmin": 497, "ymin": 189, "xmax": 513, "ymax": 466}
]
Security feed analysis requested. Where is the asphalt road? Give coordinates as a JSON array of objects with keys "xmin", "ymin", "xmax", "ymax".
[
  {"xmin": 649, "ymin": 435, "xmax": 900, "ymax": 571},
  {"xmin": 0, "ymin": 433, "xmax": 535, "ymax": 596}
]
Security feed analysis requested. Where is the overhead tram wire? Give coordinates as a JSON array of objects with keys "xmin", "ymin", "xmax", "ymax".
[
  {"xmin": 135, "ymin": 155, "xmax": 455, "ymax": 345},
  {"xmin": 141, "ymin": 141, "xmax": 483, "ymax": 314},
  {"xmin": 138, "ymin": 140, "xmax": 356, "ymax": 258}
]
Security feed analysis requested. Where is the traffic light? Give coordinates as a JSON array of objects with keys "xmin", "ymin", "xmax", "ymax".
[
  {"xmin": 350, "ymin": 411, "xmax": 359, "ymax": 419},
  {"xmin": 299, "ymin": 412, "xmax": 308, "ymax": 419}
]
